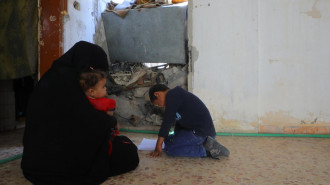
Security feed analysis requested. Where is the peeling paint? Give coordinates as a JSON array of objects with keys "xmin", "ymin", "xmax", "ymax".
[
  {"xmin": 284, "ymin": 126, "xmax": 330, "ymax": 134},
  {"xmin": 49, "ymin": 15, "xmax": 56, "ymax": 21},
  {"xmin": 212, "ymin": 110, "xmax": 330, "ymax": 134},
  {"xmin": 60, "ymin": 10, "xmax": 69, "ymax": 16},
  {"xmin": 259, "ymin": 125, "xmax": 284, "ymax": 133},
  {"xmin": 73, "ymin": 1, "xmax": 80, "ymax": 11},
  {"xmin": 39, "ymin": 40, "xmax": 44, "ymax": 46},
  {"xmin": 302, "ymin": 0, "xmax": 322, "ymax": 18},
  {"xmin": 261, "ymin": 111, "xmax": 329, "ymax": 127},
  {"xmin": 191, "ymin": 46, "xmax": 199, "ymax": 63},
  {"xmin": 261, "ymin": 111, "xmax": 301, "ymax": 127},
  {"xmin": 311, "ymin": 118, "xmax": 318, "ymax": 124},
  {"xmin": 213, "ymin": 115, "xmax": 258, "ymax": 133}
]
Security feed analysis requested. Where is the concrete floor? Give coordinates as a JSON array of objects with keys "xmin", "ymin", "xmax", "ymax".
[{"xmin": 0, "ymin": 128, "xmax": 329, "ymax": 185}]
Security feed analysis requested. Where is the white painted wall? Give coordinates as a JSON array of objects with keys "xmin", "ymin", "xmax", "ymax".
[
  {"xmin": 188, "ymin": 0, "xmax": 259, "ymax": 132},
  {"xmin": 188, "ymin": 0, "xmax": 330, "ymax": 134},
  {"xmin": 63, "ymin": 0, "xmax": 109, "ymax": 59}
]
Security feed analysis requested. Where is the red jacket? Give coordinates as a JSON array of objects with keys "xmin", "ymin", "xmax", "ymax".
[
  {"xmin": 86, "ymin": 96, "xmax": 116, "ymax": 112},
  {"xmin": 86, "ymin": 96, "xmax": 118, "ymax": 156}
]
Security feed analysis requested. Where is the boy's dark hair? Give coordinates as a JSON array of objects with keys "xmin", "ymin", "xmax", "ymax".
[
  {"xmin": 79, "ymin": 67, "xmax": 107, "ymax": 92},
  {"xmin": 149, "ymin": 84, "xmax": 169, "ymax": 102}
]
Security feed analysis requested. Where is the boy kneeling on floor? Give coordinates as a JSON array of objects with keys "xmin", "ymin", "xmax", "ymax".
[{"xmin": 148, "ymin": 84, "xmax": 230, "ymax": 159}]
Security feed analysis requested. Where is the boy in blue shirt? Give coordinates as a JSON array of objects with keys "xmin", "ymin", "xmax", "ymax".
[{"xmin": 148, "ymin": 84, "xmax": 229, "ymax": 159}]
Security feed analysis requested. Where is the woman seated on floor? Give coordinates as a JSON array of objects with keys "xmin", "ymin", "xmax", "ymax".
[{"xmin": 21, "ymin": 41, "xmax": 139, "ymax": 185}]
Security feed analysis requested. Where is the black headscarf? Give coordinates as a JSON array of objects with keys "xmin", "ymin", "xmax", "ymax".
[{"xmin": 21, "ymin": 41, "xmax": 116, "ymax": 185}]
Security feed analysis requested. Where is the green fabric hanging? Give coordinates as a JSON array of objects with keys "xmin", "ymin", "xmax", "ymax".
[{"xmin": 0, "ymin": 0, "xmax": 38, "ymax": 80}]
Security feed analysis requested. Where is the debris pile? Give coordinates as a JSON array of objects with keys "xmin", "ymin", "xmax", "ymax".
[
  {"xmin": 107, "ymin": 62, "xmax": 187, "ymax": 127},
  {"xmin": 106, "ymin": 0, "xmax": 187, "ymax": 18},
  {"xmin": 106, "ymin": 0, "xmax": 187, "ymax": 11}
]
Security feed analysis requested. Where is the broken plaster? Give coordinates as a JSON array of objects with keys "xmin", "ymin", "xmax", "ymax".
[
  {"xmin": 212, "ymin": 110, "xmax": 330, "ymax": 134},
  {"xmin": 302, "ymin": 0, "xmax": 322, "ymax": 18},
  {"xmin": 191, "ymin": 46, "xmax": 199, "ymax": 63},
  {"xmin": 73, "ymin": 1, "xmax": 81, "ymax": 11},
  {"xmin": 49, "ymin": 16, "xmax": 56, "ymax": 21}
]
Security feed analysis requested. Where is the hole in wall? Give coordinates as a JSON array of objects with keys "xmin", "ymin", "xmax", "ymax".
[
  {"xmin": 102, "ymin": 1, "xmax": 189, "ymax": 128},
  {"xmin": 107, "ymin": 62, "xmax": 187, "ymax": 127},
  {"xmin": 73, "ymin": 1, "xmax": 80, "ymax": 11}
]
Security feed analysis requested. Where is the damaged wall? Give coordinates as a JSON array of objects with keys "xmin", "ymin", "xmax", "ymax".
[
  {"xmin": 63, "ymin": 0, "xmax": 109, "ymax": 58},
  {"xmin": 62, "ymin": 0, "xmax": 330, "ymax": 134},
  {"xmin": 63, "ymin": 0, "xmax": 189, "ymax": 128},
  {"xmin": 188, "ymin": 0, "xmax": 330, "ymax": 134}
]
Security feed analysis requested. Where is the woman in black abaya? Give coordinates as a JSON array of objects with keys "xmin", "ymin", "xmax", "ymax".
[{"xmin": 21, "ymin": 41, "xmax": 139, "ymax": 185}]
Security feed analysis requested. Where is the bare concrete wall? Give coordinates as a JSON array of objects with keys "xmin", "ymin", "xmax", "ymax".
[{"xmin": 188, "ymin": 0, "xmax": 330, "ymax": 134}]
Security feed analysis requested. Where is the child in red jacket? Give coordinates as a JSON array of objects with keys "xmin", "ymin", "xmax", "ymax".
[{"xmin": 79, "ymin": 67, "xmax": 119, "ymax": 155}]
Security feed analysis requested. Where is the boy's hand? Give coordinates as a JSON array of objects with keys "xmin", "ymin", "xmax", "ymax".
[
  {"xmin": 149, "ymin": 136, "xmax": 164, "ymax": 157},
  {"xmin": 149, "ymin": 147, "xmax": 162, "ymax": 157}
]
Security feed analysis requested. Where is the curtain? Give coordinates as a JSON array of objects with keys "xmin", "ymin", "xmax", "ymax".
[{"xmin": 0, "ymin": 0, "xmax": 38, "ymax": 79}]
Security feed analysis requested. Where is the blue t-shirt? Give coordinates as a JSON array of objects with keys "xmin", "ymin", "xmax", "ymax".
[{"xmin": 158, "ymin": 86, "xmax": 216, "ymax": 138}]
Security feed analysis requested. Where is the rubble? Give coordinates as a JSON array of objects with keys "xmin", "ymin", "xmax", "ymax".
[
  {"xmin": 133, "ymin": 87, "xmax": 149, "ymax": 98},
  {"xmin": 145, "ymin": 114, "xmax": 162, "ymax": 126},
  {"xmin": 162, "ymin": 65, "xmax": 187, "ymax": 89},
  {"xmin": 129, "ymin": 115, "xmax": 142, "ymax": 126},
  {"xmin": 106, "ymin": 0, "xmax": 186, "ymax": 18},
  {"xmin": 107, "ymin": 0, "xmax": 170, "ymax": 12},
  {"xmin": 107, "ymin": 62, "xmax": 187, "ymax": 127}
]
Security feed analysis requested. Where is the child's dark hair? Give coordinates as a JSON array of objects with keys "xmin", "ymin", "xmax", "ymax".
[
  {"xmin": 149, "ymin": 84, "xmax": 169, "ymax": 102},
  {"xmin": 79, "ymin": 67, "xmax": 107, "ymax": 92}
]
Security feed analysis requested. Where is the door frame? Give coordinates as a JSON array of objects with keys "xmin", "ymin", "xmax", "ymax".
[{"xmin": 39, "ymin": 0, "xmax": 67, "ymax": 78}]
